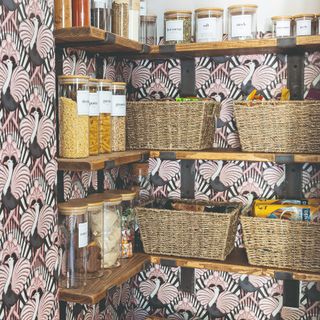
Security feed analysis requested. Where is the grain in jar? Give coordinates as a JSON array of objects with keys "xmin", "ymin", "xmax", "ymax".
[
  {"xmin": 271, "ymin": 16, "xmax": 292, "ymax": 38},
  {"xmin": 55, "ymin": 0, "xmax": 72, "ymax": 29},
  {"xmin": 58, "ymin": 76, "xmax": 89, "ymax": 159},
  {"xmin": 112, "ymin": 0, "xmax": 129, "ymax": 37},
  {"xmin": 73, "ymin": 0, "xmax": 90, "ymax": 27},
  {"xmin": 129, "ymin": 0, "xmax": 140, "ymax": 41},
  {"xmin": 164, "ymin": 11, "xmax": 192, "ymax": 44},
  {"xmin": 89, "ymin": 79, "xmax": 100, "ymax": 156},
  {"xmin": 292, "ymin": 14, "xmax": 315, "ymax": 36},
  {"xmin": 140, "ymin": 15, "xmax": 157, "ymax": 45}
]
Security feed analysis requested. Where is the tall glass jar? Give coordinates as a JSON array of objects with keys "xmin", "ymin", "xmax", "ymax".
[
  {"xmin": 271, "ymin": 16, "xmax": 292, "ymax": 38},
  {"xmin": 55, "ymin": 0, "xmax": 72, "ymax": 29},
  {"xmin": 98, "ymin": 79, "xmax": 112, "ymax": 153},
  {"xmin": 112, "ymin": 0, "xmax": 129, "ymax": 37},
  {"xmin": 129, "ymin": 0, "xmax": 140, "ymax": 41},
  {"xmin": 140, "ymin": 15, "xmax": 157, "ymax": 44},
  {"xmin": 111, "ymin": 82, "xmax": 126, "ymax": 152},
  {"xmin": 140, "ymin": 0, "xmax": 147, "ymax": 16},
  {"xmin": 91, "ymin": 0, "xmax": 106, "ymax": 30},
  {"xmin": 89, "ymin": 79, "xmax": 100, "ymax": 156},
  {"xmin": 317, "ymin": 14, "xmax": 320, "ymax": 35},
  {"xmin": 164, "ymin": 11, "xmax": 192, "ymax": 44},
  {"xmin": 72, "ymin": 0, "xmax": 90, "ymax": 27},
  {"xmin": 293, "ymin": 14, "xmax": 315, "ymax": 36},
  {"xmin": 58, "ymin": 76, "xmax": 89, "ymax": 159},
  {"xmin": 58, "ymin": 200, "xmax": 88, "ymax": 289}
]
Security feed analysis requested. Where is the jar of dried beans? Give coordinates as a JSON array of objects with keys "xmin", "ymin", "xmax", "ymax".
[
  {"xmin": 73, "ymin": 0, "xmax": 90, "ymax": 27},
  {"xmin": 55, "ymin": 0, "xmax": 72, "ymax": 29},
  {"xmin": 112, "ymin": 0, "xmax": 129, "ymax": 37},
  {"xmin": 89, "ymin": 79, "xmax": 100, "ymax": 156},
  {"xmin": 164, "ymin": 11, "xmax": 192, "ymax": 44}
]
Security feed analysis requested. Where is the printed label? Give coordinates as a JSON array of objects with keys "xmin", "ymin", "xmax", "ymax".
[
  {"xmin": 166, "ymin": 20, "xmax": 184, "ymax": 42},
  {"xmin": 296, "ymin": 19, "xmax": 312, "ymax": 36},
  {"xmin": 140, "ymin": 1, "xmax": 147, "ymax": 15},
  {"xmin": 197, "ymin": 17, "xmax": 222, "ymax": 42},
  {"xmin": 98, "ymin": 90, "xmax": 112, "ymax": 113},
  {"xmin": 78, "ymin": 222, "xmax": 88, "ymax": 248},
  {"xmin": 76, "ymin": 90, "xmax": 89, "ymax": 115},
  {"xmin": 89, "ymin": 92, "xmax": 99, "ymax": 116},
  {"xmin": 112, "ymin": 95, "xmax": 126, "ymax": 116},
  {"xmin": 231, "ymin": 15, "xmax": 252, "ymax": 38},
  {"xmin": 275, "ymin": 20, "xmax": 291, "ymax": 37}
]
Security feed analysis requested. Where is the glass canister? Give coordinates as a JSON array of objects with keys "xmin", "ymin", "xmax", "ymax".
[
  {"xmin": 91, "ymin": 0, "xmax": 106, "ymax": 30},
  {"xmin": 228, "ymin": 5, "xmax": 258, "ymax": 40},
  {"xmin": 55, "ymin": 0, "xmax": 72, "ymax": 29},
  {"xmin": 140, "ymin": 15, "xmax": 157, "ymax": 44},
  {"xmin": 271, "ymin": 16, "xmax": 292, "ymax": 38},
  {"xmin": 58, "ymin": 76, "xmax": 89, "ymax": 159},
  {"xmin": 140, "ymin": 0, "xmax": 147, "ymax": 16},
  {"xmin": 195, "ymin": 8, "xmax": 223, "ymax": 42},
  {"xmin": 98, "ymin": 79, "xmax": 112, "ymax": 154},
  {"xmin": 58, "ymin": 200, "xmax": 88, "ymax": 289},
  {"xmin": 112, "ymin": 0, "xmax": 129, "ymax": 37},
  {"xmin": 129, "ymin": 0, "xmax": 140, "ymax": 41},
  {"xmin": 72, "ymin": 0, "xmax": 90, "ymax": 27},
  {"xmin": 111, "ymin": 82, "xmax": 126, "ymax": 152},
  {"xmin": 164, "ymin": 11, "xmax": 192, "ymax": 44},
  {"xmin": 89, "ymin": 79, "xmax": 100, "ymax": 156},
  {"xmin": 317, "ymin": 14, "xmax": 320, "ymax": 35},
  {"xmin": 293, "ymin": 14, "xmax": 315, "ymax": 36}
]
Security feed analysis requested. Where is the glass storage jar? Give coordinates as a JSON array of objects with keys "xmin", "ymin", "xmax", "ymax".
[
  {"xmin": 317, "ymin": 14, "xmax": 320, "ymax": 35},
  {"xmin": 111, "ymin": 82, "xmax": 126, "ymax": 152},
  {"xmin": 55, "ymin": 0, "xmax": 72, "ymax": 29},
  {"xmin": 140, "ymin": 0, "xmax": 147, "ymax": 16},
  {"xmin": 228, "ymin": 5, "xmax": 257, "ymax": 40},
  {"xmin": 195, "ymin": 8, "xmax": 223, "ymax": 42},
  {"xmin": 293, "ymin": 14, "xmax": 315, "ymax": 36},
  {"xmin": 164, "ymin": 11, "xmax": 192, "ymax": 44},
  {"xmin": 72, "ymin": 0, "xmax": 90, "ymax": 27},
  {"xmin": 271, "ymin": 16, "xmax": 292, "ymax": 38},
  {"xmin": 112, "ymin": 0, "xmax": 129, "ymax": 37},
  {"xmin": 89, "ymin": 79, "xmax": 100, "ymax": 156},
  {"xmin": 140, "ymin": 15, "xmax": 157, "ymax": 44},
  {"xmin": 91, "ymin": 0, "xmax": 109, "ymax": 30},
  {"xmin": 58, "ymin": 76, "xmax": 89, "ymax": 159},
  {"xmin": 129, "ymin": 0, "xmax": 140, "ymax": 41},
  {"xmin": 98, "ymin": 79, "xmax": 112, "ymax": 153},
  {"xmin": 59, "ymin": 200, "xmax": 88, "ymax": 289}
]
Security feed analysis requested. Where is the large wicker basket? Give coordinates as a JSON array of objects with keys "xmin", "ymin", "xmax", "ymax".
[
  {"xmin": 241, "ymin": 213, "xmax": 320, "ymax": 272},
  {"xmin": 234, "ymin": 101, "xmax": 320, "ymax": 153},
  {"xmin": 135, "ymin": 200, "xmax": 241, "ymax": 261},
  {"xmin": 127, "ymin": 100, "xmax": 219, "ymax": 150}
]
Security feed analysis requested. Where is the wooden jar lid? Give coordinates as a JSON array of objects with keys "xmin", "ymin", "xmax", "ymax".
[{"xmin": 58, "ymin": 199, "xmax": 88, "ymax": 216}]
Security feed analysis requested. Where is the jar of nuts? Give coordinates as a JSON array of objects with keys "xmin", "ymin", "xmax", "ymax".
[{"xmin": 89, "ymin": 79, "xmax": 100, "ymax": 156}]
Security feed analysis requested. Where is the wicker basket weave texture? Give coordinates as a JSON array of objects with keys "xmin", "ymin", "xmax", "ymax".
[
  {"xmin": 127, "ymin": 101, "xmax": 219, "ymax": 150},
  {"xmin": 234, "ymin": 101, "xmax": 320, "ymax": 153},
  {"xmin": 135, "ymin": 201, "xmax": 241, "ymax": 261}
]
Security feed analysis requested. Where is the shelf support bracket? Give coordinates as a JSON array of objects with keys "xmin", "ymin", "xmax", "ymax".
[
  {"xmin": 180, "ymin": 160, "xmax": 195, "ymax": 199},
  {"xmin": 180, "ymin": 58, "xmax": 196, "ymax": 97}
]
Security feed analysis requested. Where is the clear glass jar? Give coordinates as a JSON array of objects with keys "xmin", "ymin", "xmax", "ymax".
[
  {"xmin": 91, "ymin": 0, "xmax": 106, "ymax": 30},
  {"xmin": 271, "ymin": 16, "xmax": 292, "ymax": 38},
  {"xmin": 58, "ymin": 200, "xmax": 88, "ymax": 289},
  {"xmin": 72, "ymin": 0, "xmax": 90, "ymax": 27},
  {"xmin": 293, "ymin": 14, "xmax": 315, "ymax": 36},
  {"xmin": 112, "ymin": 0, "xmax": 129, "ymax": 37},
  {"xmin": 228, "ymin": 5, "xmax": 258, "ymax": 40},
  {"xmin": 129, "ymin": 0, "xmax": 140, "ymax": 41},
  {"xmin": 111, "ymin": 82, "xmax": 126, "ymax": 152},
  {"xmin": 58, "ymin": 76, "xmax": 89, "ymax": 159},
  {"xmin": 55, "ymin": 0, "xmax": 72, "ymax": 29},
  {"xmin": 98, "ymin": 79, "xmax": 112, "ymax": 154},
  {"xmin": 164, "ymin": 11, "xmax": 192, "ymax": 44},
  {"xmin": 140, "ymin": 0, "xmax": 147, "ymax": 16},
  {"xmin": 89, "ymin": 79, "xmax": 100, "ymax": 156},
  {"xmin": 140, "ymin": 15, "xmax": 157, "ymax": 44},
  {"xmin": 317, "ymin": 14, "xmax": 320, "ymax": 35},
  {"xmin": 195, "ymin": 8, "xmax": 223, "ymax": 42}
]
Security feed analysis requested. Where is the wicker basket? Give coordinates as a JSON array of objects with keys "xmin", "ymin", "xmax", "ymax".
[
  {"xmin": 127, "ymin": 100, "xmax": 219, "ymax": 150},
  {"xmin": 234, "ymin": 101, "xmax": 320, "ymax": 153},
  {"xmin": 241, "ymin": 213, "xmax": 320, "ymax": 272},
  {"xmin": 135, "ymin": 200, "xmax": 241, "ymax": 261}
]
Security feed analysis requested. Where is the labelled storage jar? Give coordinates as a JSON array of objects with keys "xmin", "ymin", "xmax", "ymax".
[
  {"xmin": 164, "ymin": 11, "xmax": 192, "ymax": 44},
  {"xmin": 58, "ymin": 76, "xmax": 89, "ymax": 159},
  {"xmin": 293, "ymin": 14, "xmax": 315, "ymax": 36},
  {"xmin": 59, "ymin": 200, "xmax": 88, "ymax": 289},
  {"xmin": 111, "ymin": 82, "xmax": 127, "ymax": 152},
  {"xmin": 195, "ymin": 8, "xmax": 223, "ymax": 42},
  {"xmin": 55, "ymin": 0, "xmax": 72, "ymax": 29},
  {"xmin": 129, "ymin": 0, "xmax": 140, "ymax": 41},
  {"xmin": 112, "ymin": 0, "xmax": 129, "ymax": 37},
  {"xmin": 271, "ymin": 16, "xmax": 292, "ymax": 38},
  {"xmin": 140, "ymin": 15, "xmax": 157, "ymax": 45},
  {"xmin": 98, "ymin": 79, "xmax": 112, "ymax": 154},
  {"xmin": 89, "ymin": 79, "xmax": 100, "ymax": 156},
  {"xmin": 228, "ymin": 5, "xmax": 257, "ymax": 40},
  {"xmin": 73, "ymin": 0, "xmax": 90, "ymax": 27}
]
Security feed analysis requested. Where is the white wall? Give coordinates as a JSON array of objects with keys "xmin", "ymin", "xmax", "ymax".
[{"xmin": 147, "ymin": 0, "xmax": 320, "ymax": 39}]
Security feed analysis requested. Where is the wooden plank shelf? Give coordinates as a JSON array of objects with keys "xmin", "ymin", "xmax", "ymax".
[{"xmin": 57, "ymin": 150, "xmax": 149, "ymax": 171}]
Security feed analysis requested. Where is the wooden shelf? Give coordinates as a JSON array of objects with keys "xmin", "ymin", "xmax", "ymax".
[
  {"xmin": 59, "ymin": 253, "xmax": 149, "ymax": 304},
  {"xmin": 57, "ymin": 150, "xmax": 149, "ymax": 171}
]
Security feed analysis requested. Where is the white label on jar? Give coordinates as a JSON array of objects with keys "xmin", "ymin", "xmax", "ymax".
[
  {"xmin": 197, "ymin": 17, "xmax": 222, "ymax": 42},
  {"xmin": 78, "ymin": 222, "xmax": 88, "ymax": 248},
  {"xmin": 112, "ymin": 95, "xmax": 126, "ymax": 116},
  {"xmin": 276, "ymin": 20, "xmax": 291, "ymax": 37},
  {"xmin": 231, "ymin": 15, "xmax": 252, "ymax": 38},
  {"xmin": 89, "ymin": 92, "xmax": 99, "ymax": 116},
  {"xmin": 98, "ymin": 90, "xmax": 112, "ymax": 113},
  {"xmin": 166, "ymin": 20, "xmax": 184, "ymax": 42},
  {"xmin": 140, "ymin": 0, "xmax": 146, "ymax": 15},
  {"xmin": 93, "ymin": 0, "xmax": 105, "ymax": 8},
  {"xmin": 296, "ymin": 19, "xmax": 312, "ymax": 36},
  {"xmin": 77, "ymin": 90, "xmax": 89, "ymax": 116}
]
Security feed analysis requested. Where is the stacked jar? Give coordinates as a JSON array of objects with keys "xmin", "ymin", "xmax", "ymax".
[{"xmin": 89, "ymin": 79, "xmax": 100, "ymax": 156}]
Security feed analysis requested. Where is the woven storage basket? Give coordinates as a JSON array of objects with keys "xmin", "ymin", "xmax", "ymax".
[
  {"xmin": 241, "ymin": 213, "xmax": 320, "ymax": 272},
  {"xmin": 234, "ymin": 101, "xmax": 320, "ymax": 153},
  {"xmin": 127, "ymin": 100, "xmax": 219, "ymax": 150},
  {"xmin": 135, "ymin": 200, "xmax": 241, "ymax": 261}
]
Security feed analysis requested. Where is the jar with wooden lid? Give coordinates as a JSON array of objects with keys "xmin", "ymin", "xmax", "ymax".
[
  {"xmin": 111, "ymin": 82, "xmax": 126, "ymax": 152},
  {"xmin": 195, "ymin": 8, "xmax": 223, "ymax": 42},
  {"xmin": 112, "ymin": 0, "xmax": 129, "ymax": 37},
  {"xmin": 98, "ymin": 79, "xmax": 112, "ymax": 153},
  {"xmin": 228, "ymin": 5, "xmax": 257, "ymax": 40},
  {"xmin": 89, "ymin": 79, "xmax": 100, "ymax": 156},
  {"xmin": 58, "ymin": 200, "xmax": 88, "ymax": 289},
  {"xmin": 140, "ymin": 15, "xmax": 157, "ymax": 45},
  {"xmin": 58, "ymin": 76, "xmax": 90, "ymax": 159},
  {"xmin": 164, "ymin": 11, "xmax": 192, "ymax": 44},
  {"xmin": 293, "ymin": 14, "xmax": 315, "ymax": 36},
  {"xmin": 271, "ymin": 16, "xmax": 292, "ymax": 38},
  {"xmin": 55, "ymin": 0, "xmax": 72, "ymax": 29},
  {"xmin": 73, "ymin": 0, "xmax": 90, "ymax": 27}
]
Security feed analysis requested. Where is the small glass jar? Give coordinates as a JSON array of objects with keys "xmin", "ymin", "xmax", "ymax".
[
  {"xmin": 89, "ymin": 79, "xmax": 100, "ymax": 156},
  {"xmin": 164, "ymin": 11, "xmax": 192, "ymax": 44},
  {"xmin": 72, "ymin": 0, "xmax": 90, "ymax": 27},
  {"xmin": 98, "ymin": 79, "xmax": 112, "ymax": 154},
  {"xmin": 195, "ymin": 8, "xmax": 223, "ymax": 43},
  {"xmin": 140, "ymin": 15, "xmax": 157, "ymax": 44},
  {"xmin": 111, "ymin": 82, "xmax": 126, "ymax": 152},
  {"xmin": 55, "ymin": 0, "xmax": 72, "ymax": 29},
  {"xmin": 271, "ymin": 16, "xmax": 292, "ymax": 38},
  {"xmin": 317, "ymin": 14, "xmax": 320, "ymax": 35},
  {"xmin": 293, "ymin": 14, "xmax": 315, "ymax": 36},
  {"xmin": 140, "ymin": 0, "xmax": 147, "ymax": 16},
  {"xmin": 112, "ymin": 0, "xmax": 129, "ymax": 37},
  {"xmin": 58, "ymin": 200, "xmax": 88, "ymax": 289},
  {"xmin": 129, "ymin": 0, "xmax": 140, "ymax": 41},
  {"xmin": 58, "ymin": 76, "xmax": 89, "ymax": 159},
  {"xmin": 228, "ymin": 5, "xmax": 258, "ymax": 40}
]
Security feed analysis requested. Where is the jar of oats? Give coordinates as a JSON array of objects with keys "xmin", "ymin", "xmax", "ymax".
[
  {"xmin": 58, "ymin": 75, "xmax": 89, "ymax": 159},
  {"xmin": 89, "ymin": 79, "xmax": 100, "ymax": 156}
]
